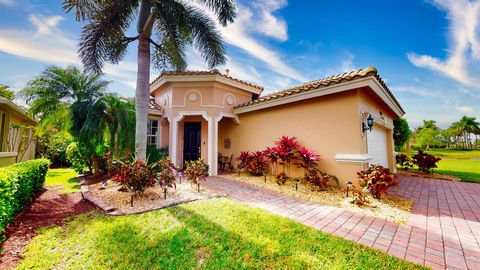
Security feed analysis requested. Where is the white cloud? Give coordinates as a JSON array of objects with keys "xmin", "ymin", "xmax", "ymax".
[
  {"xmin": 0, "ymin": 0, "xmax": 13, "ymax": 6},
  {"xmin": 0, "ymin": 14, "xmax": 137, "ymax": 90},
  {"xmin": 408, "ymin": 0, "xmax": 480, "ymax": 86},
  {"xmin": 456, "ymin": 105, "xmax": 475, "ymax": 113},
  {"xmin": 195, "ymin": 1, "xmax": 307, "ymax": 82}
]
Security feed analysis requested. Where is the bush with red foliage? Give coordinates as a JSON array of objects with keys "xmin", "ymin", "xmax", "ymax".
[
  {"xmin": 307, "ymin": 167, "xmax": 331, "ymax": 190},
  {"xmin": 247, "ymin": 151, "xmax": 269, "ymax": 176},
  {"xmin": 275, "ymin": 171, "xmax": 289, "ymax": 185},
  {"xmin": 263, "ymin": 147, "xmax": 279, "ymax": 174},
  {"xmin": 296, "ymin": 147, "xmax": 319, "ymax": 180},
  {"xmin": 152, "ymin": 157, "xmax": 178, "ymax": 188},
  {"xmin": 274, "ymin": 136, "xmax": 299, "ymax": 176},
  {"xmin": 184, "ymin": 158, "xmax": 209, "ymax": 185},
  {"xmin": 357, "ymin": 164, "xmax": 397, "ymax": 199},
  {"xmin": 412, "ymin": 150, "xmax": 441, "ymax": 173},
  {"xmin": 111, "ymin": 160, "xmax": 156, "ymax": 194},
  {"xmin": 236, "ymin": 151, "xmax": 251, "ymax": 171}
]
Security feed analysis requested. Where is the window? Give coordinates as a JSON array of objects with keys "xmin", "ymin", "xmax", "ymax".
[{"xmin": 147, "ymin": 119, "xmax": 159, "ymax": 147}]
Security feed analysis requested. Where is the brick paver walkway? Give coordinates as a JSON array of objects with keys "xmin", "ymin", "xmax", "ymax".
[{"xmin": 204, "ymin": 175, "xmax": 480, "ymax": 270}]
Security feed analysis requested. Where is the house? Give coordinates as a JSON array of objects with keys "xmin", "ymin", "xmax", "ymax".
[
  {"xmin": 0, "ymin": 97, "xmax": 36, "ymax": 166},
  {"xmin": 148, "ymin": 67, "xmax": 405, "ymax": 185}
]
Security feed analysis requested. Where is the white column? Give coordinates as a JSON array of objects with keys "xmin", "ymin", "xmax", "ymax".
[
  {"xmin": 212, "ymin": 116, "xmax": 223, "ymax": 176},
  {"xmin": 207, "ymin": 116, "xmax": 214, "ymax": 175},
  {"xmin": 170, "ymin": 116, "xmax": 180, "ymax": 167}
]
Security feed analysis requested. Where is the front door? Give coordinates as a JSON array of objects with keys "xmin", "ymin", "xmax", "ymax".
[{"xmin": 183, "ymin": 122, "xmax": 201, "ymax": 163}]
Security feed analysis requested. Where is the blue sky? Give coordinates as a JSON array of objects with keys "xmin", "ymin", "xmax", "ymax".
[{"xmin": 0, "ymin": 0, "xmax": 479, "ymax": 128}]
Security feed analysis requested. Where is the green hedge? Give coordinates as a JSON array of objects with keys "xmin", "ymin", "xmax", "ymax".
[{"xmin": 0, "ymin": 159, "xmax": 50, "ymax": 240}]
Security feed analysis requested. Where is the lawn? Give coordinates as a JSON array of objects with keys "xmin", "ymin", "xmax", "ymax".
[
  {"xmin": 44, "ymin": 168, "xmax": 80, "ymax": 193},
  {"xmin": 16, "ymin": 199, "xmax": 424, "ymax": 270}
]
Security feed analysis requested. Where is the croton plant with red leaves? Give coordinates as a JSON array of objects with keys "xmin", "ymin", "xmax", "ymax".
[
  {"xmin": 357, "ymin": 164, "xmax": 397, "ymax": 199},
  {"xmin": 247, "ymin": 151, "xmax": 269, "ymax": 176},
  {"xmin": 111, "ymin": 160, "xmax": 156, "ymax": 194},
  {"xmin": 236, "ymin": 151, "xmax": 251, "ymax": 170},
  {"xmin": 296, "ymin": 147, "xmax": 319, "ymax": 180}
]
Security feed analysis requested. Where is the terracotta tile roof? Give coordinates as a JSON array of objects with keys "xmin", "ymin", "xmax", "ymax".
[
  {"xmin": 149, "ymin": 98, "xmax": 162, "ymax": 110},
  {"xmin": 150, "ymin": 69, "xmax": 264, "ymax": 91},
  {"xmin": 235, "ymin": 67, "xmax": 405, "ymax": 113}
]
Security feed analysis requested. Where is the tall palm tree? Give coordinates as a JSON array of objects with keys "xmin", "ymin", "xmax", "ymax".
[
  {"xmin": 450, "ymin": 116, "xmax": 480, "ymax": 149},
  {"xmin": 63, "ymin": 0, "xmax": 236, "ymax": 161},
  {"xmin": 20, "ymin": 66, "xmax": 108, "ymax": 119}
]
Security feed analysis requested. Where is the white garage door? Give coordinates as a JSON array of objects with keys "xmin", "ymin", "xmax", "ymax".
[{"xmin": 367, "ymin": 127, "xmax": 389, "ymax": 167}]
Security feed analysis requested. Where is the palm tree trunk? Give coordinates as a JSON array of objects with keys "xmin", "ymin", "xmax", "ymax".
[{"xmin": 134, "ymin": 32, "xmax": 150, "ymax": 161}]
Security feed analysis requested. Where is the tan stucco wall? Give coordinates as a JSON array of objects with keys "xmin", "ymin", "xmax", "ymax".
[{"xmin": 219, "ymin": 90, "xmax": 365, "ymax": 185}]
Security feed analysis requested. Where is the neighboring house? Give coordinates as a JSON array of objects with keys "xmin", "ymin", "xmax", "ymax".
[
  {"xmin": 148, "ymin": 67, "xmax": 405, "ymax": 186},
  {"xmin": 0, "ymin": 97, "xmax": 36, "ymax": 166}
]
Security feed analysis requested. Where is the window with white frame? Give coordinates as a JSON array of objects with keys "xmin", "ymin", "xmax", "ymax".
[{"xmin": 147, "ymin": 119, "xmax": 159, "ymax": 147}]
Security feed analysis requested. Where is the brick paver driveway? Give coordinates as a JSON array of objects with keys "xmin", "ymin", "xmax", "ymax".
[{"xmin": 204, "ymin": 175, "xmax": 480, "ymax": 270}]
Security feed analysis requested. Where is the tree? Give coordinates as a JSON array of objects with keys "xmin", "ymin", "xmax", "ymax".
[
  {"xmin": 393, "ymin": 118, "xmax": 411, "ymax": 151},
  {"xmin": 0, "ymin": 84, "xmax": 15, "ymax": 100},
  {"xmin": 414, "ymin": 127, "xmax": 441, "ymax": 150},
  {"xmin": 450, "ymin": 116, "xmax": 480, "ymax": 149},
  {"xmin": 20, "ymin": 66, "xmax": 107, "ymax": 120},
  {"xmin": 63, "ymin": 0, "xmax": 236, "ymax": 161},
  {"xmin": 81, "ymin": 94, "xmax": 136, "ymax": 175}
]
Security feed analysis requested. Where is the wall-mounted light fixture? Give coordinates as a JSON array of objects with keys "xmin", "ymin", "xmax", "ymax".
[{"xmin": 362, "ymin": 114, "xmax": 374, "ymax": 133}]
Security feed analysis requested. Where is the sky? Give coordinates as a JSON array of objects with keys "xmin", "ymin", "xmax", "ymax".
[{"xmin": 0, "ymin": 0, "xmax": 479, "ymax": 129}]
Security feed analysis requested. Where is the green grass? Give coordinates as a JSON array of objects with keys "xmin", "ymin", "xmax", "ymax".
[
  {"xmin": 434, "ymin": 159, "xmax": 480, "ymax": 183},
  {"xmin": 399, "ymin": 149, "xmax": 480, "ymax": 159},
  {"xmin": 16, "ymin": 199, "xmax": 424, "ymax": 270},
  {"xmin": 399, "ymin": 149, "xmax": 480, "ymax": 183},
  {"xmin": 44, "ymin": 168, "xmax": 79, "ymax": 193}
]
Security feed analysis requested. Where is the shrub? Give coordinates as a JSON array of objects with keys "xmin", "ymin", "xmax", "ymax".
[
  {"xmin": 412, "ymin": 150, "xmax": 441, "ymax": 173},
  {"xmin": 111, "ymin": 160, "xmax": 156, "ymax": 194},
  {"xmin": 66, "ymin": 142, "xmax": 89, "ymax": 174},
  {"xmin": 275, "ymin": 171, "xmax": 289, "ymax": 185},
  {"xmin": 184, "ymin": 158, "xmax": 209, "ymax": 185},
  {"xmin": 146, "ymin": 145, "xmax": 169, "ymax": 165},
  {"xmin": 263, "ymin": 147, "xmax": 279, "ymax": 174},
  {"xmin": 396, "ymin": 154, "xmax": 414, "ymax": 170},
  {"xmin": 351, "ymin": 188, "xmax": 369, "ymax": 206},
  {"xmin": 37, "ymin": 134, "xmax": 72, "ymax": 167},
  {"xmin": 152, "ymin": 157, "xmax": 178, "ymax": 187},
  {"xmin": 296, "ymin": 147, "xmax": 319, "ymax": 181},
  {"xmin": 357, "ymin": 164, "xmax": 397, "ymax": 199},
  {"xmin": 307, "ymin": 167, "xmax": 330, "ymax": 190},
  {"xmin": 247, "ymin": 151, "xmax": 269, "ymax": 176},
  {"xmin": 236, "ymin": 151, "xmax": 251, "ymax": 171},
  {"xmin": 0, "ymin": 159, "xmax": 50, "ymax": 240},
  {"xmin": 274, "ymin": 136, "xmax": 299, "ymax": 175}
]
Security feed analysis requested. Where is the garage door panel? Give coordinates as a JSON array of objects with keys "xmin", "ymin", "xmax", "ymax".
[{"xmin": 367, "ymin": 128, "xmax": 388, "ymax": 167}]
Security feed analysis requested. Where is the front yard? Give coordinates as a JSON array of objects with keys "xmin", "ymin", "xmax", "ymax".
[
  {"xmin": 16, "ymin": 198, "xmax": 423, "ymax": 270},
  {"xmin": 399, "ymin": 149, "xmax": 480, "ymax": 183}
]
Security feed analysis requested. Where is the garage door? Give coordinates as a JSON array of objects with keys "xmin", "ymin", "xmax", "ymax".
[{"xmin": 367, "ymin": 127, "xmax": 389, "ymax": 167}]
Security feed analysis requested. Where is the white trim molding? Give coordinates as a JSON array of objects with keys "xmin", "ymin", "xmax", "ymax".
[
  {"xmin": 0, "ymin": 152, "xmax": 17, "ymax": 158},
  {"xmin": 335, "ymin": 154, "xmax": 373, "ymax": 164}
]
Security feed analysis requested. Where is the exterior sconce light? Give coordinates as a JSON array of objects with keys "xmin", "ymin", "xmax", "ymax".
[
  {"xmin": 293, "ymin": 178, "xmax": 300, "ymax": 191},
  {"xmin": 362, "ymin": 114, "xmax": 374, "ymax": 133},
  {"xmin": 345, "ymin": 181, "xmax": 353, "ymax": 197},
  {"xmin": 162, "ymin": 181, "xmax": 168, "ymax": 199}
]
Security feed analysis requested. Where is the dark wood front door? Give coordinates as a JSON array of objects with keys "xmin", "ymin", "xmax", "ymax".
[{"xmin": 183, "ymin": 122, "xmax": 201, "ymax": 163}]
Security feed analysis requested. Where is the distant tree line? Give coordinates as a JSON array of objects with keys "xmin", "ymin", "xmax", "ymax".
[{"xmin": 393, "ymin": 116, "xmax": 480, "ymax": 151}]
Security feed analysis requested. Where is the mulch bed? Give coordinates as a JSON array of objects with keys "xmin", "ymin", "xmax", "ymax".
[
  {"xmin": 0, "ymin": 189, "xmax": 94, "ymax": 269},
  {"xmin": 396, "ymin": 169, "xmax": 461, "ymax": 181}
]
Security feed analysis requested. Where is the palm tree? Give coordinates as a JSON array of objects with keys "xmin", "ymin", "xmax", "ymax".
[
  {"xmin": 20, "ymin": 66, "xmax": 108, "ymax": 119},
  {"xmin": 63, "ymin": 0, "xmax": 236, "ymax": 161},
  {"xmin": 450, "ymin": 116, "xmax": 480, "ymax": 149},
  {"xmin": 81, "ymin": 94, "xmax": 136, "ymax": 175}
]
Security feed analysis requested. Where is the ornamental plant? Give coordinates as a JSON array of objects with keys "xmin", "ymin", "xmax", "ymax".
[
  {"xmin": 307, "ymin": 167, "xmax": 330, "ymax": 190},
  {"xmin": 274, "ymin": 136, "xmax": 300, "ymax": 176},
  {"xmin": 412, "ymin": 150, "xmax": 441, "ymax": 173},
  {"xmin": 152, "ymin": 157, "xmax": 178, "ymax": 188},
  {"xmin": 236, "ymin": 151, "xmax": 251, "ymax": 171},
  {"xmin": 111, "ymin": 160, "xmax": 156, "ymax": 194},
  {"xmin": 351, "ymin": 188, "xmax": 369, "ymax": 206},
  {"xmin": 247, "ymin": 151, "xmax": 269, "ymax": 176},
  {"xmin": 296, "ymin": 147, "xmax": 319, "ymax": 181},
  {"xmin": 396, "ymin": 154, "xmax": 414, "ymax": 170},
  {"xmin": 357, "ymin": 164, "xmax": 397, "ymax": 199},
  {"xmin": 263, "ymin": 147, "xmax": 279, "ymax": 175},
  {"xmin": 184, "ymin": 158, "xmax": 209, "ymax": 185},
  {"xmin": 275, "ymin": 171, "xmax": 289, "ymax": 186}
]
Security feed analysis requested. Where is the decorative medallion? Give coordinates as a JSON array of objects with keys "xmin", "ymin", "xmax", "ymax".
[
  {"xmin": 226, "ymin": 96, "xmax": 234, "ymax": 105},
  {"xmin": 224, "ymin": 137, "xmax": 231, "ymax": 149},
  {"xmin": 188, "ymin": 93, "xmax": 197, "ymax": 102}
]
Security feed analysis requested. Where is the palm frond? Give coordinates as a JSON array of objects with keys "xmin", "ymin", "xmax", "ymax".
[
  {"xmin": 195, "ymin": 0, "xmax": 236, "ymax": 26},
  {"xmin": 78, "ymin": 1, "xmax": 139, "ymax": 73}
]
